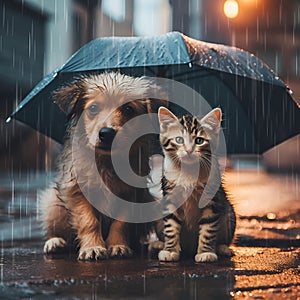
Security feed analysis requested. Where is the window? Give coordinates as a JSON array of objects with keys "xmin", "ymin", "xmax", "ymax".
[
  {"xmin": 102, "ymin": 0, "xmax": 126, "ymax": 22},
  {"xmin": 133, "ymin": 0, "xmax": 171, "ymax": 36}
]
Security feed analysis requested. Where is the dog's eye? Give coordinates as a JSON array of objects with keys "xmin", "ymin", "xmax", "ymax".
[
  {"xmin": 122, "ymin": 105, "xmax": 135, "ymax": 116},
  {"xmin": 88, "ymin": 104, "xmax": 100, "ymax": 116}
]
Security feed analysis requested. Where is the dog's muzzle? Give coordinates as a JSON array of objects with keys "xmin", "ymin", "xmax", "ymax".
[{"xmin": 98, "ymin": 127, "xmax": 116, "ymax": 150}]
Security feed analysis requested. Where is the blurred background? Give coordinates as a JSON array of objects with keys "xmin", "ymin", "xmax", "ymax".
[{"xmin": 0, "ymin": 0, "xmax": 300, "ymax": 174}]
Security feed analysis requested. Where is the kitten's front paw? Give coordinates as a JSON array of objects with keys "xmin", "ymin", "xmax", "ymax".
[
  {"xmin": 158, "ymin": 250, "xmax": 180, "ymax": 262},
  {"xmin": 218, "ymin": 244, "xmax": 233, "ymax": 257},
  {"xmin": 195, "ymin": 252, "xmax": 218, "ymax": 263},
  {"xmin": 44, "ymin": 237, "xmax": 67, "ymax": 253},
  {"xmin": 148, "ymin": 240, "xmax": 164, "ymax": 252},
  {"xmin": 78, "ymin": 246, "xmax": 108, "ymax": 260},
  {"xmin": 108, "ymin": 245, "xmax": 133, "ymax": 258}
]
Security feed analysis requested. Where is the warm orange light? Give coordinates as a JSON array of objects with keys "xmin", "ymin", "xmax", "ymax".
[{"xmin": 224, "ymin": 0, "xmax": 239, "ymax": 19}]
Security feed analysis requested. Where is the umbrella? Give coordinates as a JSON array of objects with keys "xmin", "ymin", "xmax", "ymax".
[{"xmin": 9, "ymin": 31, "xmax": 300, "ymax": 154}]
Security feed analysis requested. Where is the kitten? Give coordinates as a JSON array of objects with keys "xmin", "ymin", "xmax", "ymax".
[{"xmin": 157, "ymin": 107, "xmax": 236, "ymax": 263}]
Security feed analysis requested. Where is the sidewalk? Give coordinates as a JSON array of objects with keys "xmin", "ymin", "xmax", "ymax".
[{"xmin": 0, "ymin": 169, "xmax": 299, "ymax": 299}]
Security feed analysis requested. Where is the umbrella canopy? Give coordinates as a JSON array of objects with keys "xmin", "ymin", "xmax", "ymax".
[{"xmin": 9, "ymin": 32, "xmax": 300, "ymax": 154}]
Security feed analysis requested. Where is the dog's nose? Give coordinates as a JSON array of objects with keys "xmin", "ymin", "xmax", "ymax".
[{"xmin": 99, "ymin": 127, "xmax": 116, "ymax": 145}]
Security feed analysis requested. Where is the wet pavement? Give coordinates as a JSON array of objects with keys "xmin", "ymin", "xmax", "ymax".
[{"xmin": 0, "ymin": 168, "xmax": 300, "ymax": 299}]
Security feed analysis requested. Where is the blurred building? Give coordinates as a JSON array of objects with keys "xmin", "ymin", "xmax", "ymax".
[
  {"xmin": 172, "ymin": 0, "xmax": 300, "ymax": 98},
  {"xmin": 0, "ymin": 0, "xmax": 172, "ymax": 173}
]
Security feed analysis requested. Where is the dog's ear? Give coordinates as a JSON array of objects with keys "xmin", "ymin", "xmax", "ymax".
[{"xmin": 53, "ymin": 81, "xmax": 84, "ymax": 115}]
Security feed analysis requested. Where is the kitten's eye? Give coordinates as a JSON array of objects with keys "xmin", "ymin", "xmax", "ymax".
[
  {"xmin": 195, "ymin": 137, "xmax": 205, "ymax": 145},
  {"xmin": 88, "ymin": 104, "xmax": 100, "ymax": 116},
  {"xmin": 175, "ymin": 136, "xmax": 184, "ymax": 144}
]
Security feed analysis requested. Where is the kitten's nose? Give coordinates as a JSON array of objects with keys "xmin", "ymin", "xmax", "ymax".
[{"xmin": 185, "ymin": 148, "xmax": 193, "ymax": 155}]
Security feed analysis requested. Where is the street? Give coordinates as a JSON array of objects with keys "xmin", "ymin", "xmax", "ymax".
[{"xmin": 0, "ymin": 168, "xmax": 299, "ymax": 299}]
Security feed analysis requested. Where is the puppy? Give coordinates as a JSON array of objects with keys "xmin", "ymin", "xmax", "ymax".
[{"xmin": 40, "ymin": 72, "xmax": 165, "ymax": 260}]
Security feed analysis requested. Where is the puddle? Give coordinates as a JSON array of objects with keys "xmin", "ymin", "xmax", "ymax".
[{"xmin": 0, "ymin": 275, "xmax": 234, "ymax": 300}]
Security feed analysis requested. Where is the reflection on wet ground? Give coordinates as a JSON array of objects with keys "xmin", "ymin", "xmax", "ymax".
[{"xmin": 0, "ymin": 169, "xmax": 299, "ymax": 299}]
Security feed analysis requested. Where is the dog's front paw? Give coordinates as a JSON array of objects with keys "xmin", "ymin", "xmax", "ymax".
[
  {"xmin": 78, "ymin": 246, "xmax": 108, "ymax": 260},
  {"xmin": 108, "ymin": 245, "xmax": 133, "ymax": 258},
  {"xmin": 44, "ymin": 237, "xmax": 67, "ymax": 253},
  {"xmin": 195, "ymin": 252, "xmax": 218, "ymax": 263},
  {"xmin": 158, "ymin": 250, "xmax": 180, "ymax": 262}
]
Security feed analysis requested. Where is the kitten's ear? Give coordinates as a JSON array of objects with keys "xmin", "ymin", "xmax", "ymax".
[
  {"xmin": 201, "ymin": 108, "xmax": 222, "ymax": 132},
  {"xmin": 158, "ymin": 107, "xmax": 178, "ymax": 125}
]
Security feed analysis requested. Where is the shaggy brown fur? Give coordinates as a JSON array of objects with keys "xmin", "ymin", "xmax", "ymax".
[{"xmin": 40, "ymin": 72, "xmax": 166, "ymax": 260}]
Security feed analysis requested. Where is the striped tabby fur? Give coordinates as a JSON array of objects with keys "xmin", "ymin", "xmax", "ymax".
[{"xmin": 157, "ymin": 107, "xmax": 236, "ymax": 263}]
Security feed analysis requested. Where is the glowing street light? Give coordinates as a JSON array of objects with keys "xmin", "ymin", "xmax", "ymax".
[{"xmin": 224, "ymin": 0, "xmax": 239, "ymax": 19}]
